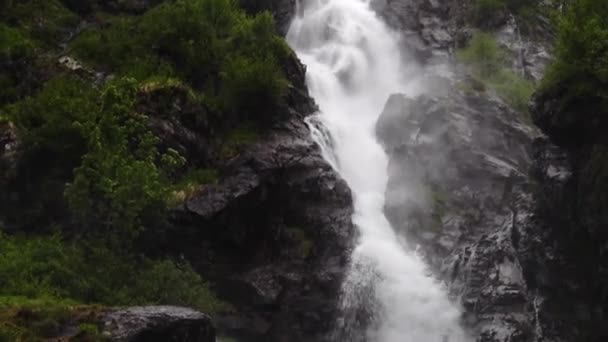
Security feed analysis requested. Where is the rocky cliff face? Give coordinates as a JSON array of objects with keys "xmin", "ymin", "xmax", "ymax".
[
  {"xmin": 371, "ymin": 0, "xmax": 607, "ymax": 341},
  {"xmin": 146, "ymin": 56, "xmax": 354, "ymax": 341}
]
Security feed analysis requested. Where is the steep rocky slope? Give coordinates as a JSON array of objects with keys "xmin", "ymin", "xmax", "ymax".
[
  {"xmin": 0, "ymin": 1, "xmax": 353, "ymax": 341},
  {"xmin": 371, "ymin": 0, "xmax": 607, "ymax": 341}
]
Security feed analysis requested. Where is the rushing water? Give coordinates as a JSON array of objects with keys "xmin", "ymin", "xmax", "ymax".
[{"xmin": 287, "ymin": 1, "xmax": 469, "ymax": 341}]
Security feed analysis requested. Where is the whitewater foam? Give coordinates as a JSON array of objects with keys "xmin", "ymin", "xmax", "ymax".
[{"xmin": 287, "ymin": 1, "xmax": 469, "ymax": 341}]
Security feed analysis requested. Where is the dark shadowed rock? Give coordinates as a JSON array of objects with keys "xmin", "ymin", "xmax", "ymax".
[
  {"xmin": 174, "ymin": 115, "xmax": 353, "ymax": 342},
  {"xmin": 377, "ymin": 68, "xmax": 608, "ymax": 341},
  {"xmin": 142, "ymin": 52, "xmax": 354, "ymax": 341},
  {"xmin": 0, "ymin": 121, "xmax": 18, "ymax": 187},
  {"xmin": 102, "ymin": 306, "xmax": 214, "ymax": 342}
]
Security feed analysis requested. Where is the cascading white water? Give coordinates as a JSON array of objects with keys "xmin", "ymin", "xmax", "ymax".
[{"xmin": 287, "ymin": 1, "xmax": 469, "ymax": 341}]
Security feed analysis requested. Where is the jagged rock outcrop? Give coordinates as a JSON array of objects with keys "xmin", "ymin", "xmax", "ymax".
[
  {"xmin": 376, "ymin": 85, "xmax": 542, "ymax": 341},
  {"xmin": 137, "ymin": 53, "xmax": 355, "ymax": 341},
  {"xmin": 102, "ymin": 306, "xmax": 215, "ymax": 342},
  {"xmin": 372, "ymin": 0, "xmax": 552, "ymax": 81}
]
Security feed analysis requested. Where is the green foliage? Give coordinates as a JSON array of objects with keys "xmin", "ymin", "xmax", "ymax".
[
  {"xmin": 0, "ymin": 234, "xmax": 228, "ymax": 313},
  {"xmin": 70, "ymin": 0, "xmax": 289, "ymax": 119},
  {"xmin": 457, "ymin": 32, "xmax": 503, "ymax": 79},
  {"xmin": 0, "ymin": 24, "xmax": 37, "ymax": 106},
  {"xmin": 131, "ymin": 259, "xmax": 230, "ymax": 311},
  {"xmin": 3, "ymin": 77, "xmax": 98, "ymax": 229},
  {"xmin": 65, "ymin": 78, "xmax": 181, "ymax": 241},
  {"xmin": 219, "ymin": 124, "xmax": 260, "ymax": 159},
  {"xmin": 2, "ymin": 0, "xmax": 79, "ymax": 45},
  {"xmin": 168, "ymin": 168, "xmax": 219, "ymax": 206},
  {"xmin": 5, "ymin": 76, "xmax": 184, "ymax": 238},
  {"xmin": 491, "ymin": 70, "xmax": 535, "ymax": 115},
  {"xmin": 541, "ymin": 0, "xmax": 608, "ymax": 107},
  {"xmin": 0, "ymin": 296, "xmax": 92, "ymax": 342},
  {"xmin": 0, "ymin": 24, "xmax": 35, "ymax": 61},
  {"xmin": 8, "ymin": 76, "xmax": 97, "ymax": 172},
  {"xmin": 458, "ymin": 32, "xmax": 535, "ymax": 116}
]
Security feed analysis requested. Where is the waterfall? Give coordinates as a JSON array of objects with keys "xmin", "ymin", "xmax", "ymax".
[{"xmin": 287, "ymin": 1, "xmax": 469, "ymax": 341}]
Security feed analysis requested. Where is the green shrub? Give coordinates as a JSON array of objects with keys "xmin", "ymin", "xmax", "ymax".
[
  {"xmin": 0, "ymin": 24, "xmax": 37, "ymax": 105},
  {"xmin": 219, "ymin": 124, "xmax": 260, "ymax": 159},
  {"xmin": 541, "ymin": 0, "xmax": 608, "ymax": 106},
  {"xmin": 65, "ymin": 78, "xmax": 181, "ymax": 242},
  {"xmin": 458, "ymin": 32, "xmax": 535, "ymax": 116},
  {"xmin": 0, "ymin": 296, "xmax": 89, "ymax": 342},
  {"xmin": 492, "ymin": 69, "xmax": 535, "ymax": 115},
  {"xmin": 0, "ymin": 233, "xmax": 228, "ymax": 313},
  {"xmin": 70, "ymin": 0, "xmax": 289, "ymax": 120},
  {"xmin": 2, "ymin": 0, "xmax": 79, "ymax": 45},
  {"xmin": 2, "ymin": 76, "xmax": 98, "ymax": 230},
  {"xmin": 457, "ymin": 32, "xmax": 504, "ymax": 79},
  {"xmin": 5, "ymin": 76, "xmax": 183, "ymax": 238},
  {"xmin": 0, "ymin": 24, "xmax": 35, "ymax": 61}
]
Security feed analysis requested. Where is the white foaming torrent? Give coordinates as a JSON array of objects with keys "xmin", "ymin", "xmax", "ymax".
[{"xmin": 287, "ymin": 1, "xmax": 469, "ymax": 341}]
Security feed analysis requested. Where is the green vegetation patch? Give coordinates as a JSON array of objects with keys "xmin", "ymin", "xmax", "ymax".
[
  {"xmin": 457, "ymin": 32, "xmax": 535, "ymax": 118},
  {"xmin": 2, "ymin": 0, "xmax": 79, "ymax": 46},
  {"xmin": 70, "ymin": 0, "xmax": 289, "ymax": 120},
  {"xmin": 540, "ymin": 0, "xmax": 608, "ymax": 110},
  {"xmin": 169, "ymin": 168, "xmax": 219, "ymax": 206},
  {"xmin": 0, "ymin": 296, "xmax": 104, "ymax": 342},
  {"xmin": 0, "ymin": 233, "xmax": 230, "ymax": 314},
  {"xmin": 219, "ymin": 124, "xmax": 261, "ymax": 159}
]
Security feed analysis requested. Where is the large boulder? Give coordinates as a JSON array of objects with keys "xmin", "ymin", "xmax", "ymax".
[{"xmin": 102, "ymin": 306, "xmax": 215, "ymax": 342}]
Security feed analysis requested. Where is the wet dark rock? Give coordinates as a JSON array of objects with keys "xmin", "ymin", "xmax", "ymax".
[
  {"xmin": 141, "ymin": 54, "xmax": 354, "ymax": 341},
  {"xmin": 376, "ymin": 86, "xmax": 540, "ymax": 341},
  {"xmin": 102, "ymin": 306, "xmax": 214, "ymax": 342},
  {"xmin": 377, "ymin": 68, "xmax": 608, "ymax": 341},
  {"xmin": 172, "ymin": 115, "xmax": 354, "ymax": 341}
]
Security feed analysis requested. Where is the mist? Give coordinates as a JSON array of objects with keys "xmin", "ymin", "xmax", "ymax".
[{"xmin": 287, "ymin": 0, "xmax": 469, "ymax": 341}]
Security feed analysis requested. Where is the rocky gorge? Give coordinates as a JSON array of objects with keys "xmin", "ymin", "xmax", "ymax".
[{"xmin": 1, "ymin": 0, "xmax": 607, "ymax": 341}]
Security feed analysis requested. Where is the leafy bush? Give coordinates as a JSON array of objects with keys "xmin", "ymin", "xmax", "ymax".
[
  {"xmin": 457, "ymin": 32, "xmax": 503, "ymax": 79},
  {"xmin": 2, "ymin": 0, "xmax": 79, "ymax": 45},
  {"xmin": 0, "ymin": 24, "xmax": 37, "ymax": 105},
  {"xmin": 2, "ymin": 76, "xmax": 98, "ymax": 230},
  {"xmin": 65, "ymin": 78, "xmax": 182, "ymax": 241},
  {"xmin": 458, "ymin": 32, "xmax": 535, "ymax": 116},
  {"xmin": 0, "ymin": 233, "xmax": 228, "ymax": 312},
  {"xmin": 541, "ymin": 0, "xmax": 608, "ymax": 106},
  {"xmin": 0, "ymin": 296, "xmax": 89, "ymax": 342},
  {"xmin": 492, "ymin": 70, "xmax": 535, "ymax": 114},
  {"xmin": 0, "ymin": 24, "xmax": 35, "ymax": 61},
  {"xmin": 5, "ymin": 76, "xmax": 183, "ymax": 238},
  {"xmin": 70, "ymin": 0, "xmax": 289, "ymax": 119}
]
